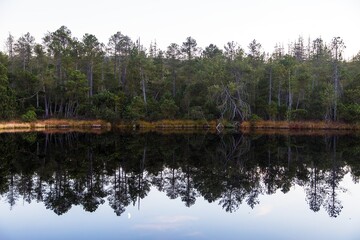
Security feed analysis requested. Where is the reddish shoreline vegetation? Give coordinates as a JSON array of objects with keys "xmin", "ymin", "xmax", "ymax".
[
  {"xmin": 240, "ymin": 120, "xmax": 360, "ymax": 130},
  {"xmin": 0, "ymin": 119, "xmax": 111, "ymax": 131},
  {"xmin": 1, "ymin": 119, "xmax": 360, "ymax": 133}
]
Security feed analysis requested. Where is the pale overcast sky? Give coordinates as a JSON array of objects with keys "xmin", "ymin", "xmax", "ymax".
[{"xmin": 0, "ymin": 0, "xmax": 359, "ymax": 58}]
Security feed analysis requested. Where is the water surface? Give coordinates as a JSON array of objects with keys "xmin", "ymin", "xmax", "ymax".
[{"xmin": 0, "ymin": 131, "xmax": 359, "ymax": 239}]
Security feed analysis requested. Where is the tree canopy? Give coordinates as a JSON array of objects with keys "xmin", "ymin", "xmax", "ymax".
[{"xmin": 2, "ymin": 27, "xmax": 360, "ymax": 122}]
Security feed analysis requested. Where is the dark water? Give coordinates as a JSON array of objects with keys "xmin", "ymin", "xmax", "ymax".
[{"xmin": 0, "ymin": 130, "xmax": 359, "ymax": 240}]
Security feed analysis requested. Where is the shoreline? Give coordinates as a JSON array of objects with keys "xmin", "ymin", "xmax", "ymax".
[
  {"xmin": 240, "ymin": 120, "xmax": 360, "ymax": 130},
  {"xmin": 1, "ymin": 119, "xmax": 360, "ymax": 132},
  {"xmin": 0, "ymin": 119, "xmax": 111, "ymax": 130}
]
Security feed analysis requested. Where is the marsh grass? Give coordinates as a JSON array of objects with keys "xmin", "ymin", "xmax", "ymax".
[
  {"xmin": 0, "ymin": 119, "xmax": 111, "ymax": 129},
  {"xmin": 116, "ymin": 119, "xmax": 217, "ymax": 129},
  {"xmin": 241, "ymin": 120, "xmax": 360, "ymax": 130}
]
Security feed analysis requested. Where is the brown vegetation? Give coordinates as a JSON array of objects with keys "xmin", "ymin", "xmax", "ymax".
[
  {"xmin": 241, "ymin": 120, "xmax": 360, "ymax": 130},
  {"xmin": 116, "ymin": 119, "xmax": 217, "ymax": 129},
  {"xmin": 0, "ymin": 119, "xmax": 111, "ymax": 130},
  {"xmin": 2, "ymin": 119, "xmax": 360, "ymax": 134}
]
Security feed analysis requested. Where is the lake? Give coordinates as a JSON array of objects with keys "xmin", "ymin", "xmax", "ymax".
[{"xmin": 0, "ymin": 130, "xmax": 359, "ymax": 240}]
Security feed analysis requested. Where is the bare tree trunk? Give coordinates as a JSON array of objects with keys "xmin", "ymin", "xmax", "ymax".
[
  {"xmin": 278, "ymin": 79, "xmax": 281, "ymax": 107},
  {"xmin": 172, "ymin": 69, "xmax": 176, "ymax": 97},
  {"xmin": 141, "ymin": 66, "xmax": 147, "ymax": 107},
  {"xmin": 121, "ymin": 64, "xmax": 127, "ymax": 90},
  {"xmin": 89, "ymin": 62, "xmax": 93, "ymax": 97},
  {"xmin": 287, "ymin": 70, "xmax": 292, "ymax": 116},
  {"xmin": 23, "ymin": 55, "xmax": 26, "ymax": 72},
  {"xmin": 101, "ymin": 57, "xmax": 105, "ymax": 91},
  {"xmin": 58, "ymin": 55, "xmax": 62, "ymax": 84},
  {"xmin": 118, "ymin": 57, "xmax": 122, "ymax": 88},
  {"xmin": 333, "ymin": 60, "xmax": 339, "ymax": 121},
  {"xmin": 36, "ymin": 92, "xmax": 39, "ymax": 108},
  {"xmin": 114, "ymin": 54, "xmax": 117, "ymax": 84},
  {"xmin": 44, "ymin": 95, "xmax": 49, "ymax": 117},
  {"xmin": 268, "ymin": 66, "xmax": 272, "ymax": 105}
]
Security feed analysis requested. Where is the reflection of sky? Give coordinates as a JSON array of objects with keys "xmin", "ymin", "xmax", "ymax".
[{"xmin": 0, "ymin": 174, "xmax": 359, "ymax": 240}]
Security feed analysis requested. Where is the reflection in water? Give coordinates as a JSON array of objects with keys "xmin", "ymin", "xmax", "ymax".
[{"xmin": 0, "ymin": 131, "xmax": 359, "ymax": 218}]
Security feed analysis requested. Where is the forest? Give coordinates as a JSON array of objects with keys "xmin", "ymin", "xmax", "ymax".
[{"xmin": 1, "ymin": 25, "xmax": 360, "ymax": 123}]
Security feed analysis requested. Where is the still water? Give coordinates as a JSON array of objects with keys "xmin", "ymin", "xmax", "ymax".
[{"xmin": 0, "ymin": 130, "xmax": 359, "ymax": 240}]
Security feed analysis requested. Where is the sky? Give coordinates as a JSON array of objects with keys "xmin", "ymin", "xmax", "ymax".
[{"xmin": 0, "ymin": 0, "xmax": 359, "ymax": 59}]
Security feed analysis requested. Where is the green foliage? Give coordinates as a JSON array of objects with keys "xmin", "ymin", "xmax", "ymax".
[
  {"xmin": 160, "ymin": 98, "xmax": 179, "ymax": 119},
  {"xmin": 249, "ymin": 114, "xmax": 262, "ymax": 122},
  {"xmin": 92, "ymin": 91, "xmax": 124, "ymax": 120},
  {"xmin": 187, "ymin": 106, "xmax": 205, "ymax": 120},
  {"xmin": 305, "ymin": 85, "xmax": 327, "ymax": 120},
  {"xmin": 21, "ymin": 109, "xmax": 37, "ymax": 122},
  {"xmin": 266, "ymin": 102, "xmax": 278, "ymax": 120},
  {"xmin": 65, "ymin": 70, "xmax": 88, "ymax": 102},
  {"xmin": 145, "ymin": 98, "xmax": 161, "ymax": 121},
  {"xmin": 249, "ymin": 114, "xmax": 262, "ymax": 129},
  {"xmin": 0, "ymin": 63, "xmax": 16, "ymax": 119},
  {"xmin": 78, "ymin": 91, "xmax": 127, "ymax": 121},
  {"xmin": 339, "ymin": 103, "xmax": 360, "ymax": 123},
  {"xmin": 287, "ymin": 109, "xmax": 308, "ymax": 121},
  {"xmin": 125, "ymin": 96, "xmax": 146, "ymax": 120},
  {"xmin": 1, "ymin": 30, "xmax": 360, "ymax": 123}
]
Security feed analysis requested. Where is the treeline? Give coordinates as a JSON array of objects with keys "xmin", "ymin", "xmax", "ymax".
[{"xmin": 1, "ymin": 26, "xmax": 360, "ymax": 122}]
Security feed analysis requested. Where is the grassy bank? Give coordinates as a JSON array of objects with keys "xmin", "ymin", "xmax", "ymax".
[
  {"xmin": 116, "ymin": 119, "xmax": 217, "ymax": 129},
  {"xmin": 2, "ymin": 119, "xmax": 360, "ymax": 133},
  {"xmin": 0, "ymin": 119, "xmax": 111, "ymax": 130},
  {"xmin": 240, "ymin": 120, "xmax": 360, "ymax": 130}
]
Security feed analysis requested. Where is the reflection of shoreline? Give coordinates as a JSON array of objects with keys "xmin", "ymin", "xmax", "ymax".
[
  {"xmin": 0, "ymin": 128, "xmax": 355, "ymax": 136},
  {"xmin": 241, "ymin": 128, "xmax": 357, "ymax": 136},
  {"xmin": 241, "ymin": 120, "xmax": 360, "ymax": 131},
  {"xmin": 0, "ymin": 128, "xmax": 109, "ymax": 134}
]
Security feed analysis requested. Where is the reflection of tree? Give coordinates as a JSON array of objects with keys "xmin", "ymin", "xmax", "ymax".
[
  {"xmin": 211, "ymin": 134, "xmax": 259, "ymax": 211},
  {"xmin": 305, "ymin": 136, "xmax": 347, "ymax": 217},
  {"xmin": 179, "ymin": 166, "xmax": 197, "ymax": 207},
  {"xmin": 44, "ymin": 161, "xmax": 76, "ymax": 215},
  {"xmin": 217, "ymin": 134, "xmax": 250, "ymax": 167},
  {"xmin": 82, "ymin": 148, "xmax": 106, "ymax": 212},
  {"xmin": 152, "ymin": 170, "xmax": 165, "ymax": 191},
  {"xmin": 219, "ymin": 176, "xmax": 247, "ymax": 213},
  {"xmin": 0, "ymin": 132, "xmax": 358, "ymax": 218},
  {"xmin": 323, "ymin": 136, "xmax": 346, "ymax": 218},
  {"xmin": 305, "ymin": 163, "xmax": 325, "ymax": 212},
  {"xmin": 132, "ymin": 145, "xmax": 151, "ymax": 208},
  {"xmin": 108, "ymin": 166, "xmax": 130, "ymax": 216},
  {"xmin": 34, "ymin": 153, "xmax": 48, "ymax": 203},
  {"xmin": 262, "ymin": 149, "xmax": 282, "ymax": 195},
  {"xmin": 163, "ymin": 167, "xmax": 182, "ymax": 199},
  {"xmin": 18, "ymin": 173, "xmax": 35, "ymax": 204},
  {"xmin": 7, "ymin": 174, "xmax": 19, "ymax": 209},
  {"xmin": 194, "ymin": 168, "xmax": 223, "ymax": 203},
  {"xmin": 245, "ymin": 169, "xmax": 262, "ymax": 209}
]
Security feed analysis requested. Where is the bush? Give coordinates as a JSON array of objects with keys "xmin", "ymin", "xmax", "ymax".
[
  {"xmin": 266, "ymin": 102, "xmax": 278, "ymax": 120},
  {"xmin": 124, "ymin": 96, "xmax": 146, "ymax": 120},
  {"xmin": 287, "ymin": 109, "xmax": 308, "ymax": 121},
  {"xmin": 249, "ymin": 114, "xmax": 262, "ymax": 128},
  {"xmin": 21, "ymin": 109, "xmax": 37, "ymax": 122},
  {"xmin": 160, "ymin": 99, "xmax": 179, "ymax": 119},
  {"xmin": 249, "ymin": 114, "xmax": 262, "ymax": 122},
  {"xmin": 187, "ymin": 106, "xmax": 204, "ymax": 120},
  {"xmin": 339, "ymin": 103, "xmax": 360, "ymax": 123}
]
